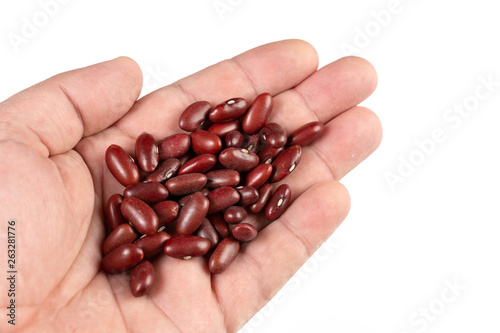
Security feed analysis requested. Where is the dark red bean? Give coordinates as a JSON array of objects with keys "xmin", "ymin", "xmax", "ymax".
[
  {"xmin": 269, "ymin": 145, "xmax": 302, "ymax": 183},
  {"xmin": 134, "ymin": 232, "xmax": 171, "ymax": 260},
  {"xmin": 223, "ymin": 206, "xmax": 247, "ymax": 224},
  {"xmin": 165, "ymin": 173, "xmax": 207, "ymax": 196},
  {"xmin": 102, "ymin": 223, "xmax": 138, "ymax": 255},
  {"xmin": 261, "ymin": 123, "xmax": 287, "ymax": 148},
  {"xmin": 176, "ymin": 192, "xmax": 210, "ymax": 235},
  {"xmin": 209, "ymin": 98, "xmax": 248, "ymax": 123},
  {"xmin": 225, "ymin": 131, "xmax": 244, "ymax": 148},
  {"xmin": 244, "ymin": 134, "xmax": 262, "ymax": 154},
  {"xmin": 205, "ymin": 169, "xmax": 240, "ymax": 188},
  {"xmin": 245, "ymin": 164, "xmax": 273, "ymax": 189},
  {"xmin": 105, "ymin": 144, "xmax": 140, "ymax": 186},
  {"xmin": 106, "ymin": 194, "xmax": 126, "ymax": 232},
  {"xmin": 207, "ymin": 213, "xmax": 230, "ymax": 238},
  {"xmin": 121, "ymin": 197, "xmax": 159, "ymax": 235},
  {"xmin": 158, "ymin": 133, "xmax": 191, "ymax": 160},
  {"xmin": 207, "ymin": 120, "xmax": 240, "ymax": 138},
  {"xmin": 242, "ymin": 93, "xmax": 274, "ymax": 134},
  {"xmin": 152, "ymin": 200, "xmax": 179, "ymax": 226},
  {"xmin": 236, "ymin": 186, "xmax": 259, "ymax": 206},
  {"xmin": 208, "ymin": 237, "xmax": 240, "ymax": 274},
  {"xmin": 178, "ymin": 152, "xmax": 195, "ymax": 166},
  {"xmin": 258, "ymin": 145, "xmax": 283, "ymax": 164},
  {"xmin": 123, "ymin": 182, "xmax": 169, "ymax": 204},
  {"xmin": 101, "ymin": 244, "xmax": 144, "ymax": 274},
  {"xmin": 135, "ymin": 132, "xmax": 159, "ymax": 173},
  {"xmin": 207, "ymin": 186, "xmax": 241, "ymax": 214},
  {"xmin": 179, "ymin": 101, "xmax": 212, "ymax": 132},
  {"xmin": 130, "ymin": 260, "xmax": 155, "ymax": 297},
  {"xmin": 232, "ymin": 223, "xmax": 258, "ymax": 242},
  {"xmin": 164, "ymin": 235, "xmax": 211, "ymax": 259},
  {"xmin": 196, "ymin": 218, "xmax": 219, "ymax": 248},
  {"xmin": 190, "ymin": 130, "xmax": 222, "ymax": 155},
  {"xmin": 177, "ymin": 154, "xmax": 217, "ymax": 175},
  {"xmin": 264, "ymin": 184, "xmax": 292, "ymax": 221},
  {"xmin": 145, "ymin": 158, "xmax": 180, "ymax": 183},
  {"xmin": 218, "ymin": 148, "xmax": 259, "ymax": 172},
  {"xmin": 287, "ymin": 121, "xmax": 325, "ymax": 147},
  {"xmin": 249, "ymin": 183, "xmax": 273, "ymax": 214}
]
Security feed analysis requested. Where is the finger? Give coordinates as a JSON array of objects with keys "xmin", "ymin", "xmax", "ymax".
[{"xmin": 0, "ymin": 57, "xmax": 142, "ymax": 156}]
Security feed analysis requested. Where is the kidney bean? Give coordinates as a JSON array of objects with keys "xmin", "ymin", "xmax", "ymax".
[
  {"xmin": 179, "ymin": 101, "xmax": 212, "ymax": 132},
  {"xmin": 135, "ymin": 132, "xmax": 159, "ymax": 173},
  {"xmin": 102, "ymin": 223, "xmax": 138, "ymax": 255},
  {"xmin": 232, "ymin": 223, "xmax": 258, "ymax": 242},
  {"xmin": 242, "ymin": 93, "xmax": 274, "ymax": 134},
  {"xmin": 177, "ymin": 154, "xmax": 217, "ymax": 175},
  {"xmin": 130, "ymin": 260, "xmax": 155, "ymax": 297},
  {"xmin": 158, "ymin": 133, "xmax": 191, "ymax": 160},
  {"xmin": 269, "ymin": 145, "xmax": 302, "ymax": 183},
  {"xmin": 164, "ymin": 235, "xmax": 211, "ymax": 259},
  {"xmin": 218, "ymin": 148, "xmax": 259, "ymax": 172},
  {"xmin": 223, "ymin": 206, "xmax": 247, "ymax": 224},
  {"xmin": 207, "ymin": 213, "xmax": 230, "ymax": 238},
  {"xmin": 105, "ymin": 144, "xmax": 140, "ymax": 186},
  {"xmin": 176, "ymin": 192, "xmax": 210, "ymax": 235},
  {"xmin": 245, "ymin": 164, "xmax": 273, "ymax": 189},
  {"xmin": 145, "ymin": 158, "xmax": 180, "ymax": 183},
  {"xmin": 134, "ymin": 232, "xmax": 171, "ymax": 260},
  {"xmin": 196, "ymin": 218, "xmax": 219, "ymax": 249},
  {"xmin": 101, "ymin": 244, "xmax": 144, "ymax": 274},
  {"xmin": 123, "ymin": 182, "xmax": 169, "ymax": 204},
  {"xmin": 165, "ymin": 173, "xmax": 207, "ymax": 196},
  {"xmin": 225, "ymin": 131, "xmax": 244, "ymax": 148},
  {"xmin": 261, "ymin": 123, "xmax": 287, "ymax": 148},
  {"xmin": 207, "ymin": 120, "xmax": 240, "ymax": 138},
  {"xmin": 190, "ymin": 130, "xmax": 222, "ymax": 155},
  {"xmin": 106, "ymin": 194, "xmax": 126, "ymax": 232},
  {"xmin": 244, "ymin": 134, "xmax": 262, "ymax": 154},
  {"xmin": 265, "ymin": 184, "xmax": 291, "ymax": 221},
  {"xmin": 258, "ymin": 145, "xmax": 284, "ymax": 164},
  {"xmin": 205, "ymin": 169, "xmax": 240, "ymax": 188},
  {"xmin": 209, "ymin": 98, "xmax": 248, "ymax": 123},
  {"xmin": 121, "ymin": 197, "xmax": 159, "ymax": 235},
  {"xmin": 207, "ymin": 186, "xmax": 241, "ymax": 214},
  {"xmin": 236, "ymin": 186, "xmax": 259, "ymax": 206},
  {"xmin": 249, "ymin": 183, "xmax": 273, "ymax": 214},
  {"xmin": 287, "ymin": 121, "xmax": 325, "ymax": 147},
  {"xmin": 208, "ymin": 237, "xmax": 240, "ymax": 274},
  {"xmin": 152, "ymin": 200, "xmax": 179, "ymax": 226}
]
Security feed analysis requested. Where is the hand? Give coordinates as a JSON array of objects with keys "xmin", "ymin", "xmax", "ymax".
[{"xmin": 0, "ymin": 40, "xmax": 381, "ymax": 332}]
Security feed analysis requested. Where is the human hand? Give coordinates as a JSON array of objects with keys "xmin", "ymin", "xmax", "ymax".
[{"xmin": 0, "ymin": 39, "xmax": 381, "ymax": 332}]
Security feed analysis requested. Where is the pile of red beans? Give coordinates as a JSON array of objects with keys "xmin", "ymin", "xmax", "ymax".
[{"xmin": 101, "ymin": 93, "xmax": 324, "ymax": 297}]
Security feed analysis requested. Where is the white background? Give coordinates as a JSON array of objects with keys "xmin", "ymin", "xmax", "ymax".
[{"xmin": 1, "ymin": 1, "xmax": 499, "ymax": 332}]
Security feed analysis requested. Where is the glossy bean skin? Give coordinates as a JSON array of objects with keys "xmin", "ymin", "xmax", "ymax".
[
  {"xmin": 208, "ymin": 237, "xmax": 240, "ymax": 274},
  {"xmin": 269, "ymin": 145, "xmax": 302, "ymax": 183},
  {"xmin": 101, "ymin": 244, "xmax": 144, "ymax": 274},
  {"xmin": 207, "ymin": 186, "xmax": 241, "ymax": 214},
  {"xmin": 207, "ymin": 120, "xmax": 240, "ymax": 138},
  {"xmin": 165, "ymin": 173, "xmax": 207, "ymax": 196},
  {"xmin": 223, "ymin": 206, "xmax": 247, "ymax": 224},
  {"xmin": 135, "ymin": 132, "xmax": 159, "ymax": 173},
  {"xmin": 190, "ymin": 130, "xmax": 222, "ymax": 155},
  {"xmin": 249, "ymin": 183, "xmax": 273, "ymax": 214},
  {"xmin": 134, "ymin": 231, "xmax": 171, "ymax": 260},
  {"xmin": 130, "ymin": 260, "xmax": 155, "ymax": 297},
  {"xmin": 158, "ymin": 133, "xmax": 191, "ymax": 160},
  {"xmin": 232, "ymin": 223, "xmax": 258, "ymax": 242},
  {"xmin": 245, "ymin": 164, "xmax": 273, "ymax": 189},
  {"xmin": 264, "ymin": 184, "xmax": 291, "ymax": 221},
  {"xmin": 123, "ymin": 182, "xmax": 169, "ymax": 204},
  {"xmin": 102, "ymin": 223, "xmax": 138, "ymax": 255},
  {"xmin": 242, "ymin": 93, "xmax": 274, "ymax": 134},
  {"xmin": 287, "ymin": 121, "xmax": 325, "ymax": 147},
  {"xmin": 258, "ymin": 146, "xmax": 283, "ymax": 164},
  {"xmin": 225, "ymin": 131, "xmax": 244, "ymax": 148},
  {"xmin": 209, "ymin": 98, "xmax": 248, "ymax": 123},
  {"xmin": 207, "ymin": 213, "xmax": 230, "ymax": 238},
  {"xmin": 105, "ymin": 144, "xmax": 140, "ymax": 186},
  {"xmin": 164, "ymin": 235, "xmax": 211, "ymax": 259},
  {"xmin": 218, "ymin": 148, "xmax": 259, "ymax": 172},
  {"xmin": 106, "ymin": 194, "xmax": 126, "ymax": 232},
  {"xmin": 152, "ymin": 200, "xmax": 179, "ymax": 226},
  {"xmin": 236, "ymin": 186, "xmax": 259, "ymax": 206},
  {"xmin": 177, "ymin": 154, "xmax": 217, "ymax": 175},
  {"xmin": 145, "ymin": 158, "xmax": 180, "ymax": 183},
  {"xmin": 196, "ymin": 218, "xmax": 219, "ymax": 249},
  {"xmin": 244, "ymin": 134, "xmax": 262, "ymax": 154},
  {"xmin": 261, "ymin": 123, "xmax": 287, "ymax": 148},
  {"xmin": 179, "ymin": 101, "xmax": 212, "ymax": 132},
  {"xmin": 176, "ymin": 192, "xmax": 210, "ymax": 235},
  {"xmin": 205, "ymin": 169, "xmax": 240, "ymax": 188},
  {"xmin": 121, "ymin": 197, "xmax": 159, "ymax": 235}
]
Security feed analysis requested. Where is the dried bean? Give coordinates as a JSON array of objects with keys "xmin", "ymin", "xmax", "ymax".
[
  {"xmin": 190, "ymin": 130, "xmax": 222, "ymax": 155},
  {"xmin": 205, "ymin": 169, "xmax": 240, "ymax": 188},
  {"xmin": 102, "ymin": 223, "xmax": 138, "ymax": 255},
  {"xmin": 225, "ymin": 131, "xmax": 244, "ymax": 148},
  {"xmin": 208, "ymin": 213, "xmax": 230, "ymax": 238},
  {"xmin": 152, "ymin": 200, "xmax": 179, "ymax": 226},
  {"xmin": 258, "ymin": 145, "xmax": 283, "ymax": 164},
  {"xmin": 134, "ymin": 232, "xmax": 171, "ymax": 260},
  {"xmin": 236, "ymin": 186, "xmax": 259, "ymax": 206},
  {"xmin": 207, "ymin": 186, "xmax": 240, "ymax": 214},
  {"xmin": 232, "ymin": 223, "xmax": 257, "ymax": 242},
  {"xmin": 209, "ymin": 98, "xmax": 248, "ymax": 123},
  {"xmin": 176, "ymin": 192, "xmax": 210, "ymax": 235},
  {"xmin": 158, "ymin": 133, "xmax": 191, "ymax": 160},
  {"xmin": 165, "ymin": 173, "xmax": 207, "ymax": 196},
  {"xmin": 121, "ymin": 197, "xmax": 159, "ymax": 235},
  {"xmin": 249, "ymin": 183, "xmax": 273, "ymax": 214},
  {"xmin": 145, "ymin": 158, "xmax": 180, "ymax": 183},
  {"xmin": 287, "ymin": 121, "xmax": 325, "ymax": 147},
  {"xmin": 105, "ymin": 144, "xmax": 139, "ymax": 186},
  {"xmin": 269, "ymin": 145, "xmax": 301, "ymax": 183},
  {"xmin": 223, "ymin": 206, "xmax": 247, "ymax": 224},
  {"xmin": 261, "ymin": 123, "xmax": 287, "ymax": 148},
  {"xmin": 208, "ymin": 237, "xmax": 240, "ymax": 274},
  {"xmin": 135, "ymin": 132, "xmax": 159, "ymax": 173},
  {"xmin": 123, "ymin": 182, "xmax": 169, "ymax": 204},
  {"xmin": 177, "ymin": 154, "xmax": 217, "ymax": 175},
  {"xmin": 164, "ymin": 235, "xmax": 211, "ymax": 259},
  {"xmin": 264, "ymin": 184, "xmax": 291, "ymax": 221},
  {"xmin": 101, "ymin": 244, "xmax": 144, "ymax": 274},
  {"xmin": 196, "ymin": 218, "xmax": 219, "ymax": 249},
  {"xmin": 207, "ymin": 120, "xmax": 240, "ymax": 138},
  {"xmin": 245, "ymin": 164, "xmax": 272, "ymax": 189},
  {"xmin": 218, "ymin": 148, "xmax": 259, "ymax": 172},
  {"xmin": 179, "ymin": 101, "xmax": 212, "ymax": 132},
  {"xmin": 242, "ymin": 93, "xmax": 274, "ymax": 134},
  {"xmin": 130, "ymin": 260, "xmax": 155, "ymax": 297},
  {"xmin": 106, "ymin": 194, "xmax": 126, "ymax": 232}
]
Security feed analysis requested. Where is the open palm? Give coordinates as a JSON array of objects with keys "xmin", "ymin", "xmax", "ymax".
[{"xmin": 0, "ymin": 40, "xmax": 381, "ymax": 333}]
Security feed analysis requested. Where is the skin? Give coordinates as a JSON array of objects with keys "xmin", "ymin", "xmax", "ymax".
[{"xmin": 0, "ymin": 39, "xmax": 381, "ymax": 333}]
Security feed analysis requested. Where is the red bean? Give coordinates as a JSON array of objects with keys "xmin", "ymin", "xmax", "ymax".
[
  {"xmin": 209, "ymin": 98, "xmax": 248, "ymax": 123},
  {"xmin": 130, "ymin": 260, "xmax": 155, "ymax": 297},
  {"xmin": 158, "ymin": 133, "xmax": 191, "ymax": 160},
  {"xmin": 223, "ymin": 206, "xmax": 247, "ymax": 224},
  {"xmin": 244, "ymin": 134, "xmax": 262, "ymax": 154},
  {"xmin": 190, "ymin": 130, "xmax": 222, "ymax": 155},
  {"xmin": 218, "ymin": 148, "xmax": 259, "ymax": 172},
  {"xmin": 242, "ymin": 93, "xmax": 274, "ymax": 134},
  {"xmin": 269, "ymin": 145, "xmax": 302, "ymax": 183},
  {"xmin": 145, "ymin": 158, "xmax": 180, "ymax": 183},
  {"xmin": 225, "ymin": 131, "xmax": 244, "ymax": 148},
  {"xmin": 207, "ymin": 186, "xmax": 241, "ymax": 214},
  {"xmin": 176, "ymin": 192, "xmax": 210, "ymax": 235},
  {"xmin": 121, "ymin": 197, "xmax": 159, "ymax": 235},
  {"xmin": 196, "ymin": 218, "xmax": 219, "ymax": 249},
  {"xmin": 135, "ymin": 132, "xmax": 159, "ymax": 173},
  {"xmin": 207, "ymin": 213, "xmax": 230, "ymax": 238},
  {"xmin": 236, "ymin": 186, "xmax": 259, "ymax": 206},
  {"xmin": 232, "ymin": 223, "xmax": 257, "ymax": 242},
  {"xmin": 152, "ymin": 200, "xmax": 179, "ymax": 226},
  {"xmin": 177, "ymin": 154, "xmax": 217, "ymax": 175},
  {"xmin": 106, "ymin": 194, "xmax": 126, "ymax": 232},
  {"xmin": 164, "ymin": 235, "xmax": 211, "ymax": 259},
  {"xmin": 245, "ymin": 164, "xmax": 272, "ymax": 189},
  {"xmin": 261, "ymin": 123, "xmax": 287, "ymax": 148},
  {"xmin": 123, "ymin": 182, "xmax": 169, "ymax": 204},
  {"xmin": 101, "ymin": 244, "xmax": 144, "ymax": 274},
  {"xmin": 134, "ymin": 232, "xmax": 171, "ymax": 260},
  {"xmin": 105, "ymin": 144, "xmax": 140, "ymax": 186},
  {"xmin": 179, "ymin": 101, "xmax": 212, "ymax": 132},
  {"xmin": 249, "ymin": 183, "xmax": 273, "ymax": 214},
  {"xmin": 265, "ymin": 184, "xmax": 291, "ymax": 221},
  {"xmin": 287, "ymin": 121, "xmax": 325, "ymax": 147},
  {"xmin": 208, "ymin": 237, "xmax": 240, "ymax": 274},
  {"xmin": 165, "ymin": 173, "xmax": 207, "ymax": 196},
  {"xmin": 258, "ymin": 145, "xmax": 283, "ymax": 164},
  {"xmin": 205, "ymin": 169, "xmax": 240, "ymax": 188},
  {"xmin": 102, "ymin": 223, "xmax": 138, "ymax": 255},
  {"xmin": 207, "ymin": 120, "xmax": 240, "ymax": 138}
]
